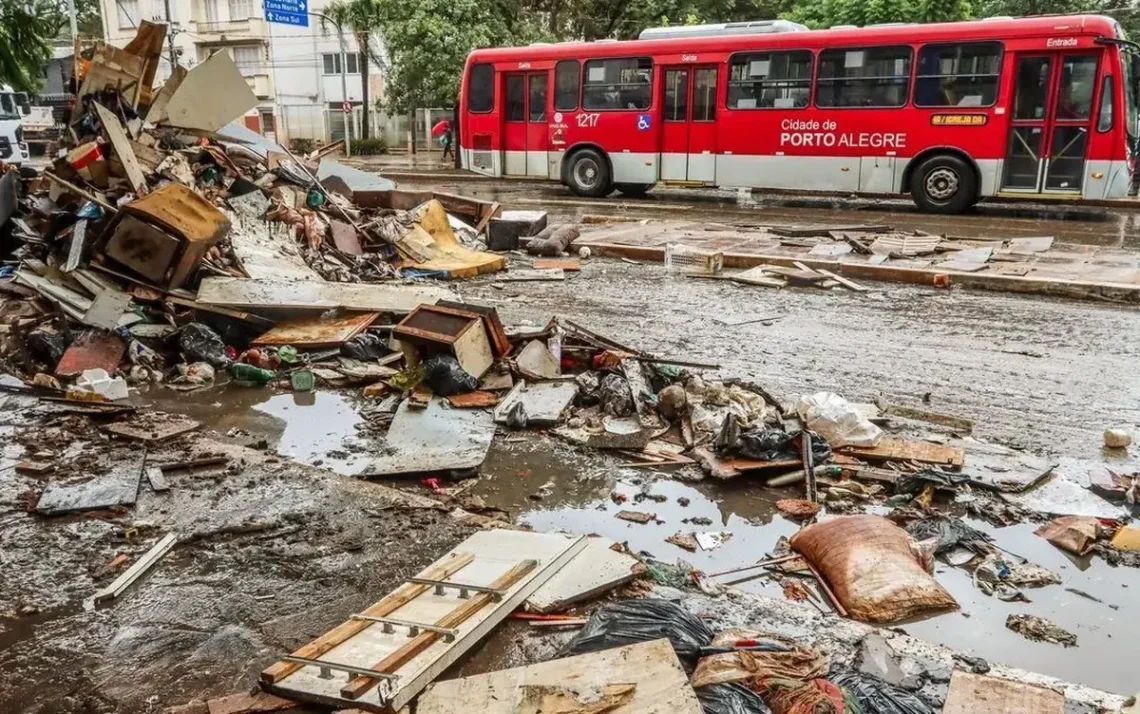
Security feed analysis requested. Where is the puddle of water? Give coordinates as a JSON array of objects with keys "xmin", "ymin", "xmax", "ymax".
[{"xmin": 474, "ymin": 438, "xmax": 1138, "ymax": 695}]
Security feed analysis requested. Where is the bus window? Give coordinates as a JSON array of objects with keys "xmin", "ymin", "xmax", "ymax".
[
  {"xmin": 817, "ymin": 46, "xmax": 912, "ymax": 108},
  {"xmin": 728, "ymin": 51, "xmax": 812, "ymax": 109},
  {"xmin": 468, "ymin": 63, "xmax": 494, "ymax": 113},
  {"xmin": 915, "ymin": 42, "xmax": 1002, "ymax": 107},
  {"xmin": 583, "ymin": 57, "xmax": 652, "ymax": 111},
  {"xmin": 555, "ymin": 60, "xmax": 580, "ymax": 111},
  {"xmin": 664, "ymin": 69, "xmax": 689, "ymax": 120},
  {"xmin": 1098, "ymin": 75, "xmax": 1114, "ymax": 132},
  {"xmin": 693, "ymin": 68, "xmax": 716, "ymax": 121},
  {"xmin": 1055, "ymin": 55, "xmax": 1098, "ymax": 120},
  {"xmin": 529, "ymin": 74, "xmax": 548, "ymax": 121},
  {"xmin": 505, "ymin": 75, "xmax": 525, "ymax": 122}
]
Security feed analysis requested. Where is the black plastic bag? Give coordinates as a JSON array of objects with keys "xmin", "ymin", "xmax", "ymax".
[
  {"xmin": 560, "ymin": 599, "xmax": 713, "ymax": 671},
  {"xmin": 732, "ymin": 428, "xmax": 830, "ymax": 463},
  {"xmin": 895, "ymin": 469, "xmax": 968, "ymax": 496},
  {"xmin": 179, "ymin": 323, "xmax": 231, "ymax": 368},
  {"xmin": 697, "ymin": 683, "xmax": 773, "ymax": 714},
  {"xmin": 422, "ymin": 353, "xmax": 478, "ymax": 396},
  {"xmin": 830, "ymin": 669, "xmax": 935, "ymax": 714},
  {"xmin": 27, "ymin": 330, "xmax": 67, "ymax": 365},
  {"xmin": 904, "ymin": 515, "xmax": 992, "ymax": 555},
  {"xmin": 342, "ymin": 332, "xmax": 388, "ymax": 361}
]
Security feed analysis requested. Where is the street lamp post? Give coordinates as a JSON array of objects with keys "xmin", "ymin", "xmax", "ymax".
[{"xmin": 309, "ymin": 11, "xmax": 352, "ymax": 156}]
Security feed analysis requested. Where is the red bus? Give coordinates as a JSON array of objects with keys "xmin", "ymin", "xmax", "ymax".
[{"xmin": 459, "ymin": 15, "xmax": 1140, "ymax": 212}]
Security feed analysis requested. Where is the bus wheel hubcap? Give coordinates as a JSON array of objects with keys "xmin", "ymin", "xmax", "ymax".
[
  {"xmin": 926, "ymin": 168, "xmax": 959, "ymax": 201},
  {"xmin": 576, "ymin": 160, "xmax": 598, "ymax": 188}
]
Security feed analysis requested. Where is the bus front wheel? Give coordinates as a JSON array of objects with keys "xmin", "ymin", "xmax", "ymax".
[
  {"xmin": 909, "ymin": 154, "xmax": 976, "ymax": 214},
  {"xmin": 566, "ymin": 149, "xmax": 612, "ymax": 198}
]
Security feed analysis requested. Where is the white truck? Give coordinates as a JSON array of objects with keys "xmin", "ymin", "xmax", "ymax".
[{"xmin": 0, "ymin": 85, "xmax": 32, "ymax": 165}]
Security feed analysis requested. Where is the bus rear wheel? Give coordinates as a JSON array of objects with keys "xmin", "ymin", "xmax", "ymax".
[
  {"xmin": 909, "ymin": 154, "xmax": 976, "ymax": 214},
  {"xmin": 566, "ymin": 149, "xmax": 612, "ymax": 197}
]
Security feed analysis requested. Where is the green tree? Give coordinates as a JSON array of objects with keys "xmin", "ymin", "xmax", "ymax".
[
  {"xmin": 0, "ymin": 0, "xmax": 65, "ymax": 92},
  {"xmin": 324, "ymin": 0, "xmax": 384, "ymax": 138},
  {"xmin": 785, "ymin": 0, "xmax": 970, "ymax": 28}
]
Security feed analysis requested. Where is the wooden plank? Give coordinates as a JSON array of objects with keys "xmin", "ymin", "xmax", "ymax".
[
  {"xmin": 340, "ymin": 560, "xmax": 539, "ymax": 700},
  {"xmin": 93, "ymin": 103, "xmax": 148, "ymax": 195},
  {"xmin": 252, "ymin": 312, "xmax": 379, "ymax": 348},
  {"xmin": 260, "ymin": 552, "xmax": 476, "ymax": 685},
  {"xmin": 416, "ymin": 640, "xmax": 703, "ymax": 714},
  {"xmin": 837, "ymin": 435, "xmax": 964, "ymax": 468},
  {"xmin": 198, "ymin": 277, "xmax": 458, "ymax": 313},
  {"xmin": 92, "ymin": 532, "xmax": 178, "ymax": 603},
  {"xmin": 941, "ymin": 672, "xmax": 1063, "ymax": 714},
  {"xmin": 817, "ymin": 269, "xmax": 870, "ymax": 292},
  {"xmin": 533, "ymin": 258, "xmax": 581, "ymax": 271},
  {"xmin": 523, "ymin": 537, "xmax": 638, "ymax": 613},
  {"xmin": 164, "ymin": 295, "xmax": 275, "ymax": 329},
  {"xmin": 446, "ymin": 391, "xmax": 500, "ymax": 408},
  {"xmin": 877, "ymin": 402, "xmax": 975, "ymax": 433}
]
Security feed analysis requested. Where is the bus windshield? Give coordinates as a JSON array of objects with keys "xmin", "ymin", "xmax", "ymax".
[{"xmin": 0, "ymin": 93, "xmax": 19, "ymax": 120}]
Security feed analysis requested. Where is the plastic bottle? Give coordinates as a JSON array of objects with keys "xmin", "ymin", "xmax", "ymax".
[{"xmin": 230, "ymin": 363, "xmax": 275, "ymax": 386}]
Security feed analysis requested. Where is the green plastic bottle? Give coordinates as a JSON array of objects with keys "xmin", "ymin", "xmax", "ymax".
[{"xmin": 231, "ymin": 363, "xmax": 275, "ymax": 385}]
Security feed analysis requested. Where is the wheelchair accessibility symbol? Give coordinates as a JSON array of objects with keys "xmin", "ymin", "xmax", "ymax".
[{"xmin": 637, "ymin": 114, "xmax": 651, "ymax": 131}]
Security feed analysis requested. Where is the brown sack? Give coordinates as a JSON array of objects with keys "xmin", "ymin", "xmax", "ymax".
[
  {"xmin": 690, "ymin": 629, "xmax": 828, "ymax": 689},
  {"xmin": 790, "ymin": 515, "xmax": 958, "ymax": 623}
]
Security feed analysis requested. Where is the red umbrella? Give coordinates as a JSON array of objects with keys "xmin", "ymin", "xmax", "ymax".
[{"xmin": 431, "ymin": 119, "xmax": 450, "ymax": 137}]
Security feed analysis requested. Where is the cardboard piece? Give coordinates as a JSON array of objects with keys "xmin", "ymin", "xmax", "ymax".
[{"xmin": 941, "ymin": 672, "xmax": 1063, "ymax": 714}]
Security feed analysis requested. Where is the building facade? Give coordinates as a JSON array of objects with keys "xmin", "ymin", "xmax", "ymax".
[{"xmin": 97, "ymin": 0, "xmax": 385, "ymax": 143}]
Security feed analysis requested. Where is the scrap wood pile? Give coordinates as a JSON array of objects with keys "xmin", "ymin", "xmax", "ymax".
[{"xmin": 0, "ymin": 22, "xmax": 574, "ymax": 409}]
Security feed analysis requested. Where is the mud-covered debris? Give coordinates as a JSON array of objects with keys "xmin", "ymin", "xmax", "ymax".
[{"xmin": 1005, "ymin": 614, "xmax": 1078, "ymax": 647}]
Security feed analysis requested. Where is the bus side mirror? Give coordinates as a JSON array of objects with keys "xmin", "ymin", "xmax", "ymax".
[{"xmin": 20, "ymin": 103, "xmax": 30, "ymax": 115}]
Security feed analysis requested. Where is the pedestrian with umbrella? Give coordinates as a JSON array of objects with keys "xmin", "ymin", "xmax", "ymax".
[{"xmin": 432, "ymin": 118, "xmax": 454, "ymax": 163}]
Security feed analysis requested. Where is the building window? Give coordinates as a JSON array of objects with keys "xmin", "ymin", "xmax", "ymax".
[
  {"xmin": 260, "ymin": 110, "xmax": 274, "ymax": 134},
  {"xmin": 582, "ymin": 57, "xmax": 652, "ymax": 111},
  {"xmin": 915, "ymin": 42, "xmax": 1002, "ymax": 107},
  {"xmin": 228, "ymin": 0, "xmax": 252, "ymax": 20},
  {"xmin": 233, "ymin": 46, "xmax": 260, "ymax": 76},
  {"xmin": 817, "ymin": 46, "xmax": 912, "ymax": 108},
  {"xmin": 117, "ymin": 0, "xmax": 139, "ymax": 28},
  {"xmin": 203, "ymin": 0, "xmax": 219, "ymax": 23},
  {"xmin": 728, "ymin": 51, "xmax": 812, "ymax": 109},
  {"xmin": 322, "ymin": 53, "xmax": 361, "ymax": 75},
  {"xmin": 554, "ymin": 60, "xmax": 579, "ymax": 111},
  {"xmin": 467, "ymin": 63, "xmax": 493, "ymax": 113}
]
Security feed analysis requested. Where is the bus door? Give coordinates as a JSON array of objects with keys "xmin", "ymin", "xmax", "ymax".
[
  {"xmin": 502, "ymin": 72, "xmax": 549, "ymax": 177},
  {"xmin": 1003, "ymin": 53, "xmax": 1098, "ymax": 193},
  {"xmin": 660, "ymin": 66, "xmax": 718, "ymax": 183}
]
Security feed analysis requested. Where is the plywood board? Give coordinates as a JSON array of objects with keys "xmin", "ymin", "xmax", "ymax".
[
  {"xmin": 227, "ymin": 213, "xmax": 324, "ymax": 281},
  {"xmin": 941, "ymin": 672, "xmax": 1063, "ymax": 714},
  {"xmin": 364, "ymin": 397, "xmax": 494, "ymax": 476},
  {"xmin": 93, "ymin": 104, "xmax": 147, "ymax": 195},
  {"xmin": 417, "ymin": 639, "xmax": 702, "ymax": 714},
  {"xmin": 837, "ymin": 435, "xmax": 964, "ymax": 467},
  {"xmin": 105, "ymin": 413, "xmax": 201, "ymax": 442},
  {"xmin": 406, "ymin": 200, "xmax": 506, "ymax": 279},
  {"xmin": 253, "ymin": 312, "xmax": 378, "ymax": 348},
  {"xmin": 55, "ymin": 332, "xmax": 127, "ymax": 378},
  {"xmin": 198, "ymin": 277, "xmax": 458, "ymax": 313},
  {"xmin": 524, "ymin": 536, "xmax": 639, "ymax": 613},
  {"xmin": 163, "ymin": 51, "xmax": 258, "ymax": 132},
  {"xmin": 493, "ymin": 380, "xmax": 578, "ymax": 426},
  {"xmin": 268, "ymin": 530, "xmax": 588, "ymax": 712},
  {"xmin": 36, "ymin": 452, "xmax": 144, "ymax": 515}
]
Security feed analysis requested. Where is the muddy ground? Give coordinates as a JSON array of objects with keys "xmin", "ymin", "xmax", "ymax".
[{"xmin": 5, "ymin": 177, "xmax": 1140, "ymax": 711}]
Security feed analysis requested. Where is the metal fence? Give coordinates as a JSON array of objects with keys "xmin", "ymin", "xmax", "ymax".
[{"xmin": 276, "ymin": 104, "xmax": 453, "ymax": 150}]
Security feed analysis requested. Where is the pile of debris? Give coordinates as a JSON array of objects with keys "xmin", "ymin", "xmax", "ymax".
[{"xmin": 0, "ymin": 22, "xmax": 585, "ymax": 409}]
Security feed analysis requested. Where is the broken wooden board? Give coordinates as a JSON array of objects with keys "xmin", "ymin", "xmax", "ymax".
[
  {"xmin": 405, "ymin": 200, "xmax": 506, "ymax": 279},
  {"xmin": 205, "ymin": 691, "xmax": 295, "ymax": 714},
  {"xmin": 952, "ymin": 439, "xmax": 1056, "ymax": 493},
  {"xmin": 870, "ymin": 235, "xmax": 940, "ymax": 256},
  {"xmin": 941, "ymin": 671, "xmax": 1063, "ymax": 714},
  {"xmin": 145, "ymin": 466, "xmax": 170, "ymax": 493},
  {"xmin": 523, "ymin": 536, "xmax": 640, "ymax": 613},
  {"xmin": 55, "ymin": 332, "xmax": 127, "ymax": 378},
  {"xmin": 92, "ymin": 532, "xmax": 178, "ymax": 604},
  {"xmin": 1002, "ymin": 474, "xmax": 1129, "ymax": 520},
  {"xmin": 496, "ymin": 268, "xmax": 566, "ymax": 282},
  {"xmin": 105, "ymin": 413, "xmax": 201, "ymax": 443},
  {"xmin": 878, "ymin": 402, "xmax": 974, "ymax": 433},
  {"xmin": 837, "ymin": 435, "xmax": 964, "ymax": 468},
  {"xmin": 493, "ymin": 380, "xmax": 578, "ymax": 426},
  {"xmin": 198, "ymin": 277, "xmax": 458, "ymax": 313},
  {"xmin": 265, "ymin": 530, "xmax": 588, "ymax": 712},
  {"xmin": 446, "ymin": 391, "xmax": 501, "ymax": 408},
  {"xmin": 416, "ymin": 639, "xmax": 702, "ymax": 714},
  {"xmin": 364, "ymin": 397, "xmax": 494, "ymax": 476},
  {"xmin": 93, "ymin": 103, "xmax": 148, "ymax": 195},
  {"xmin": 532, "ymin": 258, "xmax": 581, "ymax": 271},
  {"xmin": 253, "ymin": 312, "xmax": 378, "ymax": 348},
  {"xmin": 770, "ymin": 224, "xmax": 892, "ymax": 238},
  {"xmin": 728, "ymin": 266, "xmax": 788, "ymax": 288},
  {"xmin": 36, "ymin": 452, "xmax": 145, "ymax": 515}
]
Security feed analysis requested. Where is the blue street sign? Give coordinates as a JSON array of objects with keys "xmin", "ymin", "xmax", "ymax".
[{"xmin": 265, "ymin": 0, "xmax": 308, "ymax": 27}]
